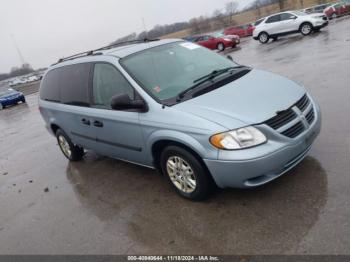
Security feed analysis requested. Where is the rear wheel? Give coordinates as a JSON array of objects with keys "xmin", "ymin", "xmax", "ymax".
[
  {"xmin": 259, "ymin": 32, "xmax": 270, "ymax": 44},
  {"xmin": 300, "ymin": 22, "xmax": 313, "ymax": 36},
  {"xmin": 160, "ymin": 146, "xmax": 213, "ymax": 201},
  {"xmin": 56, "ymin": 129, "xmax": 84, "ymax": 161},
  {"xmin": 217, "ymin": 42, "xmax": 225, "ymax": 52},
  {"xmin": 21, "ymin": 97, "xmax": 26, "ymax": 103}
]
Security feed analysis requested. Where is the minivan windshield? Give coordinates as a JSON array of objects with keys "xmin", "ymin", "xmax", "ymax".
[{"xmin": 121, "ymin": 41, "xmax": 240, "ymax": 104}]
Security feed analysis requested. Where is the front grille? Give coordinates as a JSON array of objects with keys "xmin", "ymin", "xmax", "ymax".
[
  {"xmin": 305, "ymin": 108, "xmax": 315, "ymax": 124},
  {"xmin": 264, "ymin": 94, "xmax": 315, "ymax": 139},
  {"xmin": 265, "ymin": 109, "xmax": 296, "ymax": 130},
  {"xmin": 281, "ymin": 121, "xmax": 305, "ymax": 138},
  {"xmin": 295, "ymin": 94, "xmax": 310, "ymax": 112}
]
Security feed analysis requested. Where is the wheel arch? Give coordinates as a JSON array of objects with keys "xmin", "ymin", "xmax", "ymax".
[
  {"xmin": 151, "ymin": 139, "xmax": 217, "ymax": 186},
  {"xmin": 299, "ymin": 21, "xmax": 313, "ymax": 31}
]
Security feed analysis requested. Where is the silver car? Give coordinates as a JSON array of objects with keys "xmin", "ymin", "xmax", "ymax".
[{"xmin": 39, "ymin": 39, "xmax": 321, "ymax": 200}]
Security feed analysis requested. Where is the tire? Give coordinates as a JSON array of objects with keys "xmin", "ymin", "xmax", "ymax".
[
  {"xmin": 160, "ymin": 145, "xmax": 213, "ymax": 201},
  {"xmin": 258, "ymin": 32, "xmax": 270, "ymax": 44},
  {"xmin": 21, "ymin": 97, "xmax": 26, "ymax": 103},
  {"xmin": 300, "ymin": 22, "xmax": 313, "ymax": 36},
  {"xmin": 56, "ymin": 129, "xmax": 84, "ymax": 161},
  {"xmin": 217, "ymin": 42, "xmax": 225, "ymax": 52}
]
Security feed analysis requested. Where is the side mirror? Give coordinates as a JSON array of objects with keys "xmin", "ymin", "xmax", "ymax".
[
  {"xmin": 227, "ymin": 55, "xmax": 234, "ymax": 61},
  {"xmin": 110, "ymin": 94, "xmax": 148, "ymax": 112},
  {"xmin": 292, "ymin": 16, "xmax": 297, "ymax": 19}
]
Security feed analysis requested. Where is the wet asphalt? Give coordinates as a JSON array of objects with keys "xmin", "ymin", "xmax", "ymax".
[{"xmin": 0, "ymin": 17, "xmax": 350, "ymax": 255}]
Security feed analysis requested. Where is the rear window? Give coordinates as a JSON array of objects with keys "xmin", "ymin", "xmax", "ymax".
[{"xmin": 40, "ymin": 63, "xmax": 91, "ymax": 106}]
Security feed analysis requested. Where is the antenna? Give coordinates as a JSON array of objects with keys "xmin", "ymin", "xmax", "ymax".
[{"xmin": 10, "ymin": 34, "xmax": 25, "ymax": 65}]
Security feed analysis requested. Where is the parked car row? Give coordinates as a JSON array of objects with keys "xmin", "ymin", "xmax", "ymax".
[
  {"xmin": 324, "ymin": 0, "xmax": 350, "ymax": 19},
  {"xmin": 9, "ymin": 74, "xmax": 41, "ymax": 87},
  {"xmin": 183, "ymin": 1, "xmax": 350, "ymax": 48}
]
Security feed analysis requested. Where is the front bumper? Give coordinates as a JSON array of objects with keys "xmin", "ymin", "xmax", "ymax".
[
  {"xmin": 204, "ymin": 102, "xmax": 321, "ymax": 188},
  {"xmin": 314, "ymin": 20, "xmax": 328, "ymax": 29}
]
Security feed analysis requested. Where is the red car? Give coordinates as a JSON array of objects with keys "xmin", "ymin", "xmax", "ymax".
[
  {"xmin": 224, "ymin": 24, "xmax": 255, "ymax": 38},
  {"xmin": 193, "ymin": 33, "xmax": 240, "ymax": 52},
  {"xmin": 324, "ymin": 1, "xmax": 350, "ymax": 19}
]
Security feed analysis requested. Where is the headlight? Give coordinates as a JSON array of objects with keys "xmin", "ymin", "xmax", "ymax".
[{"xmin": 210, "ymin": 126, "xmax": 267, "ymax": 150}]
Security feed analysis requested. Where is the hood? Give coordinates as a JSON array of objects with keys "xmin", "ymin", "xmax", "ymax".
[
  {"xmin": 174, "ymin": 69, "xmax": 305, "ymax": 130},
  {"xmin": 307, "ymin": 13, "xmax": 326, "ymax": 18},
  {"xmin": 224, "ymin": 34, "xmax": 239, "ymax": 40}
]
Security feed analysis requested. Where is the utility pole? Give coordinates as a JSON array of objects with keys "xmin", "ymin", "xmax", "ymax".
[{"xmin": 10, "ymin": 34, "xmax": 25, "ymax": 65}]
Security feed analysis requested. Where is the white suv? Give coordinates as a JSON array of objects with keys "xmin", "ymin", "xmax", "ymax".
[{"xmin": 253, "ymin": 11, "xmax": 328, "ymax": 44}]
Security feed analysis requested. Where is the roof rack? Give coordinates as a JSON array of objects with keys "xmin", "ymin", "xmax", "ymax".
[{"xmin": 54, "ymin": 38, "xmax": 160, "ymax": 65}]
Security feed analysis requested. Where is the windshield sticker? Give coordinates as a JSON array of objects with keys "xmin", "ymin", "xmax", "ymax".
[
  {"xmin": 153, "ymin": 86, "xmax": 162, "ymax": 93},
  {"xmin": 180, "ymin": 42, "xmax": 200, "ymax": 50}
]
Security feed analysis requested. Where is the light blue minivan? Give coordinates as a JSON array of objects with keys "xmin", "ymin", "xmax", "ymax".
[{"xmin": 39, "ymin": 39, "xmax": 321, "ymax": 200}]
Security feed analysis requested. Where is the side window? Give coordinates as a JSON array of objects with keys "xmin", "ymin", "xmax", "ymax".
[
  {"xmin": 40, "ymin": 63, "xmax": 91, "ymax": 105},
  {"xmin": 93, "ymin": 63, "xmax": 135, "ymax": 108},
  {"xmin": 59, "ymin": 63, "xmax": 91, "ymax": 106},
  {"xmin": 266, "ymin": 14, "xmax": 281, "ymax": 23},
  {"xmin": 280, "ymin": 13, "xmax": 296, "ymax": 21}
]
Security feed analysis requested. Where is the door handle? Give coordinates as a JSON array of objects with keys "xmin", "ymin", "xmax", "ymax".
[
  {"xmin": 93, "ymin": 120, "xmax": 103, "ymax": 128},
  {"xmin": 81, "ymin": 118, "xmax": 90, "ymax": 125}
]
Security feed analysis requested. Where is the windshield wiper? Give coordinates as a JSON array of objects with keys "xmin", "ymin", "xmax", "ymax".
[{"xmin": 177, "ymin": 65, "xmax": 247, "ymax": 100}]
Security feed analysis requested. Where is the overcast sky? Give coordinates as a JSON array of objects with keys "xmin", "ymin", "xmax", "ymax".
[{"xmin": 0, "ymin": 0, "xmax": 253, "ymax": 73}]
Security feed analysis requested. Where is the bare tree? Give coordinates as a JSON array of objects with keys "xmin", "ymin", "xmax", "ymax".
[
  {"xmin": 225, "ymin": 1, "xmax": 239, "ymax": 25},
  {"xmin": 278, "ymin": 0, "xmax": 286, "ymax": 11},
  {"xmin": 212, "ymin": 9, "xmax": 228, "ymax": 28},
  {"xmin": 252, "ymin": 0, "xmax": 262, "ymax": 19}
]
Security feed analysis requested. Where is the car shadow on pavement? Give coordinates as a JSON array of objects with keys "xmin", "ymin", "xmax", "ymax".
[{"xmin": 65, "ymin": 152, "xmax": 327, "ymax": 254}]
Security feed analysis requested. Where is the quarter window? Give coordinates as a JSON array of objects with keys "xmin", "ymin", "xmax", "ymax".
[{"xmin": 93, "ymin": 63, "xmax": 135, "ymax": 108}]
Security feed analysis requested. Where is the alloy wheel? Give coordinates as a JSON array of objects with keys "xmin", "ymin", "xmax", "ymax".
[
  {"xmin": 259, "ymin": 33, "xmax": 268, "ymax": 43},
  {"xmin": 301, "ymin": 24, "xmax": 312, "ymax": 35},
  {"xmin": 218, "ymin": 43, "xmax": 225, "ymax": 51},
  {"xmin": 58, "ymin": 135, "xmax": 72, "ymax": 158},
  {"xmin": 166, "ymin": 156, "xmax": 197, "ymax": 193}
]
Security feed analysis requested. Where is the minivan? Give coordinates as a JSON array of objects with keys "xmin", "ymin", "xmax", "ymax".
[{"xmin": 39, "ymin": 39, "xmax": 321, "ymax": 200}]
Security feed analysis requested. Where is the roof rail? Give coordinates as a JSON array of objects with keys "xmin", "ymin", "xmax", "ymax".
[{"xmin": 54, "ymin": 38, "xmax": 160, "ymax": 65}]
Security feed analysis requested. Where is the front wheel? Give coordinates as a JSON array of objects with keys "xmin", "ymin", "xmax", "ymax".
[
  {"xmin": 56, "ymin": 129, "xmax": 84, "ymax": 161},
  {"xmin": 259, "ymin": 32, "xmax": 270, "ymax": 44},
  {"xmin": 217, "ymin": 42, "xmax": 225, "ymax": 52},
  {"xmin": 160, "ymin": 146, "xmax": 213, "ymax": 201},
  {"xmin": 300, "ymin": 23, "xmax": 313, "ymax": 36}
]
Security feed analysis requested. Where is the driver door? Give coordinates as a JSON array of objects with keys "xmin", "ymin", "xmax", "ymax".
[
  {"xmin": 278, "ymin": 13, "xmax": 299, "ymax": 33},
  {"xmin": 88, "ymin": 62, "xmax": 146, "ymax": 164}
]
